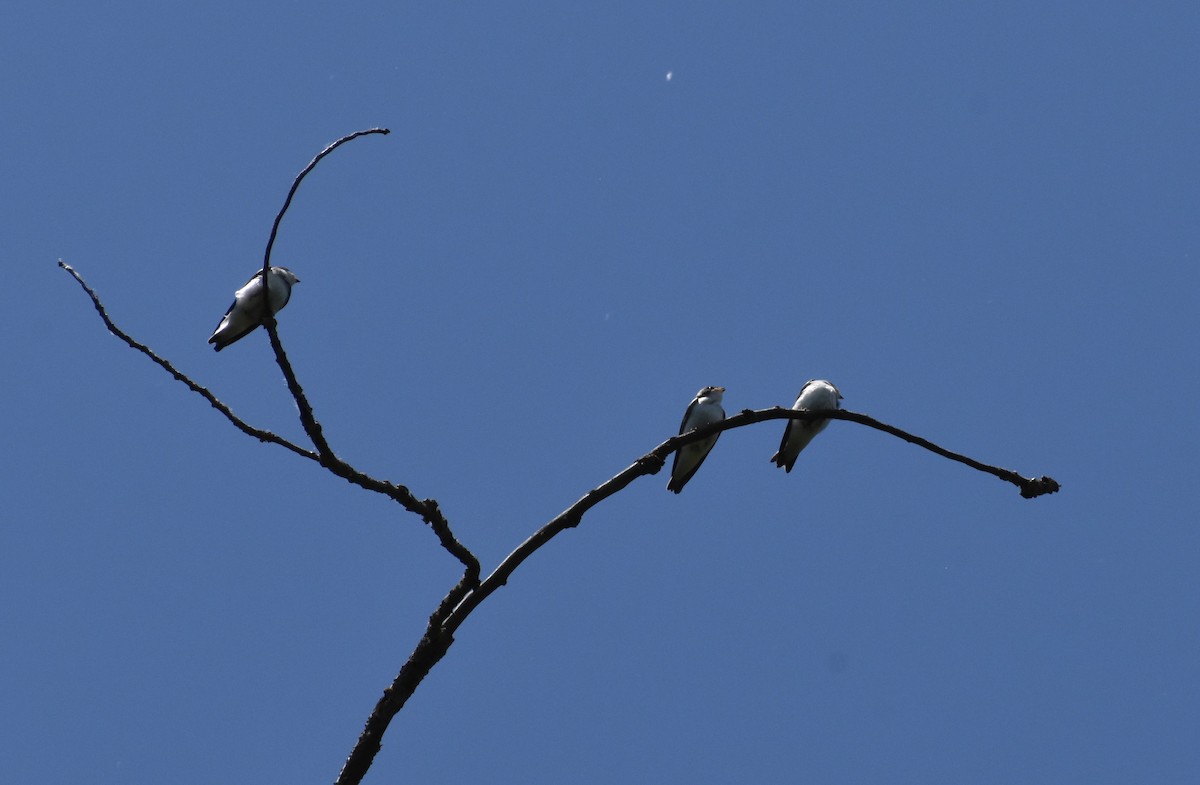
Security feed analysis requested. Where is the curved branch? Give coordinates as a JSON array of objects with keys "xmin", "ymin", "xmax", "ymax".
[
  {"xmin": 812, "ymin": 409, "xmax": 1061, "ymax": 499},
  {"xmin": 57, "ymin": 260, "xmax": 317, "ymax": 462},
  {"xmin": 242, "ymin": 127, "xmax": 479, "ymax": 571},
  {"xmin": 259, "ymin": 127, "xmax": 390, "ymax": 461},
  {"xmin": 444, "ymin": 406, "xmax": 1057, "ymax": 632},
  {"xmin": 668, "ymin": 407, "xmax": 1060, "ymax": 499},
  {"xmin": 57, "ymin": 260, "xmax": 480, "ymax": 578},
  {"xmin": 442, "ymin": 449, "xmax": 663, "ymax": 635},
  {"xmin": 262, "ymin": 127, "xmax": 390, "ymax": 277},
  {"xmin": 335, "ymin": 403, "xmax": 1059, "ymax": 784}
]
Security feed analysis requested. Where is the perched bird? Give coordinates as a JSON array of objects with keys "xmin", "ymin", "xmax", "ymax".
[
  {"xmin": 770, "ymin": 379, "xmax": 842, "ymax": 472},
  {"xmin": 667, "ymin": 386, "xmax": 726, "ymax": 493},
  {"xmin": 208, "ymin": 266, "xmax": 300, "ymax": 351}
]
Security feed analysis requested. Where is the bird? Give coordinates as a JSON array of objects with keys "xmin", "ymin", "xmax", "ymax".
[
  {"xmin": 770, "ymin": 379, "xmax": 842, "ymax": 472},
  {"xmin": 208, "ymin": 266, "xmax": 300, "ymax": 351},
  {"xmin": 667, "ymin": 386, "xmax": 726, "ymax": 493}
]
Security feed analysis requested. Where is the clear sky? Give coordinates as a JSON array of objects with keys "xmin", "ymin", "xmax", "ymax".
[{"xmin": 5, "ymin": 2, "xmax": 1198, "ymax": 783}]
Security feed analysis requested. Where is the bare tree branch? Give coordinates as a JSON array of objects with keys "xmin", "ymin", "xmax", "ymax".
[
  {"xmin": 57, "ymin": 260, "xmax": 318, "ymax": 463},
  {"xmin": 262, "ymin": 128, "xmax": 391, "ymax": 280},
  {"xmin": 336, "ymin": 405, "xmax": 1059, "ymax": 784},
  {"xmin": 444, "ymin": 406, "xmax": 1057, "ymax": 632},
  {"xmin": 57, "ymin": 259, "xmax": 480, "ymax": 578},
  {"xmin": 336, "ymin": 617, "xmax": 455, "ymax": 785},
  {"xmin": 262, "ymin": 312, "xmax": 335, "ymax": 457},
  {"xmin": 809, "ymin": 409, "xmax": 1061, "ymax": 499},
  {"xmin": 64, "ymin": 253, "xmax": 1059, "ymax": 785},
  {"xmin": 243, "ymin": 127, "xmax": 479, "ymax": 574},
  {"xmin": 259, "ymin": 127, "xmax": 391, "ymax": 461},
  {"xmin": 63, "ymin": 130, "xmax": 1059, "ymax": 785},
  {"xmin": 660, "ymin": 408, "xmax": 1061, "ymax": 499}
]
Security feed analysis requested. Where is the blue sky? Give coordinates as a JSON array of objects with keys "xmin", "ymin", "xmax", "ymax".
[{"xmin": 5, "ymin": 2, "xmax": 1198, "ymax": 783}]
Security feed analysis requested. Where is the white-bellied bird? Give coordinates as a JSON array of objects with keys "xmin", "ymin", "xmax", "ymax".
[
  {"xmin": 208, "ymin": 266, "xmax": 300, "ymax": 351},
  {"xmin": 667, "ymin": 385, "xmax": 726, "ymax": 493},
  {"xmin": 770, "ymin": 379, "xmax": 842, "ymax": 472}
]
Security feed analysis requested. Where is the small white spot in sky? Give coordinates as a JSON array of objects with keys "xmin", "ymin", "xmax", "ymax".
[{"xmin": 665, "ymin": 71, "xmax": 673, "ymax": 82}]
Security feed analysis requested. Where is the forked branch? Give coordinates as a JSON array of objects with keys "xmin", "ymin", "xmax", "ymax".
[
  {"xmin": 338, "ymin": 407, "xmax": 1058, "ymax": 784},
  {"xmin": 60, "ymin": 130, "xmax": 1059, "ymax": 785},
  {"xmin": 57, "ymin": 258, "xmax": 479, "ymax": 577}
]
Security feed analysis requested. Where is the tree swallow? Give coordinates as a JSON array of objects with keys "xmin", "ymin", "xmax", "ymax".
[
  {"xmin": 208, "ymin": 266, "xmax": 300, "ymax": 351},
  {"xmin": 770, "ymin": 379, "xmax": 842, "ymax": 472},
  {"xmin": 667, "ymin": 386, "xmax": 726, "ymax": 493}
]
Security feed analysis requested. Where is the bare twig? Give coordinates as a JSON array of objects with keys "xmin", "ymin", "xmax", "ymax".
[
  {"xmin": 240, "ymin": 127, "xmax": 479, "ymax": 572},
  {"xmin": 259, "ymin": 127, "xmax": 391, "ymax": 461},
  {"xmin": 665, "ymin": 408, "xmax": 1060, "ymax": 499},
  {"xmin": 57, "ymin": 260, "xmax": 317, "ymax": 462},
  {"xmin": 812, "ymin": 409, "xmax": 1061, "ymax": 499},
  {"xmin": 57, "ymin": 260, "xmax": 479, "ymax": 577},
  {"xmin": 261, "ymin": 312, "xmax": 335, "ymax": 458},
  {"xmin": 262, "ymin": 128, "xmax": 391, "ymax": 279}
]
